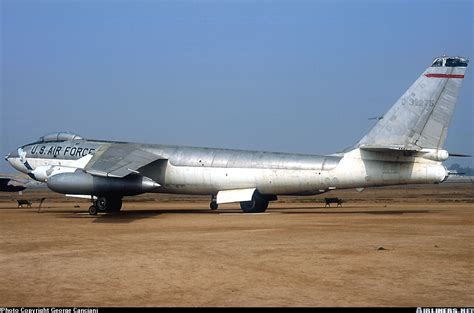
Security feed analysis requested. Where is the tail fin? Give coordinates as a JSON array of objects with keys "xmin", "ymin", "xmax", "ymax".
[{"xmin": 358, "ymin": 56, "xmax": 469, "ymax": 150}]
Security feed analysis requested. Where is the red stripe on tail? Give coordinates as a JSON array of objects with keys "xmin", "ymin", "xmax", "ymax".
[{"xmin": 425, "ymin": 73, "xmax": 464, "ymax": 78}]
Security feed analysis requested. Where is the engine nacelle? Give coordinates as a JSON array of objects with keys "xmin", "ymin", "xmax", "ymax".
[
  {"xmin": 426, "ymin": 164, "xmax": 449, "ymax": 183},
  {"xmin": 406, "ymin": 163, "xmax": 448, "ymax": 184},
  {"xmin": 420, "ymin": 149, "xmax": 449, "ymax": 162},
  {"xmin": 47, "ymin": 171, "xmax": 160, "ymax": 196}
]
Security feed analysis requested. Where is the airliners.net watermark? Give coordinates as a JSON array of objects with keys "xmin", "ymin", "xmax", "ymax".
[{"xmin": 417, "ymin": 309, "xmax": 473, "ymax": 313}]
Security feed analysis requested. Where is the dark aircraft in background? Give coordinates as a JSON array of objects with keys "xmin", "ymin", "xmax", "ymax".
[{"xmin": 0, "ymin": 175, "xmax": 28, "ymax": 192}]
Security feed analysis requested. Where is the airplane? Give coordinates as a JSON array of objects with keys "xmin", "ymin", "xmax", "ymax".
[
  {"xmin": 0, "ymin": 175, "xmax": 27, "ymax": 192},
  {"xmin": 4, "ymin": 56, "xmax": 469, "ymax": 215},
  {"xmin": 0, "ymin": 174, "xmax": 45, "ymax": 192}
]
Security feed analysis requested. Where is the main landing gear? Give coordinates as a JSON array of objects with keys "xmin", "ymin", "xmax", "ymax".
[
  {"xmin": 209, "ymin": 192, "xmax": 272, "ymax": 213},
  {"xmin": 240, "ymin": 192, "xmax": 269, "ymax": 213},
  {"xmin": 88, "ymin": 196, "xmax": 122, "ymax": 215}
]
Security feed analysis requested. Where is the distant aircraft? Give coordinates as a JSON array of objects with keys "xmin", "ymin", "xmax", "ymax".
[
  {"xmin": 4, "ymin": 56, "xmax": 470, "ymax": 215},
  {"xmin": 0, "ymin": 175, "xmax": 27, "ymax": 192},
  {"xmin": 0, "ymin": 174, "xmax": 43, "ymax": 192}
]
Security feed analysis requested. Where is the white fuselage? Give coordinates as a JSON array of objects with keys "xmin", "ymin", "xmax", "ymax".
[
  {"xmin": 7, "ymin": 142, "xmax": 447, "ymax": 196},
  {"xmin": 155, "ymin": 149, "xmax": 447, "ymax": 195}
]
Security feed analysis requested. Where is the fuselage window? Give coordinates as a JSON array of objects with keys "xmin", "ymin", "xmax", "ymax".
[
  {"xmin": 431, "ymin": 59, "xmax": 443, "ymax": 67},
  {"xmin": 445, "ymin": 58, "xmax": 468, "ymax": 67}
]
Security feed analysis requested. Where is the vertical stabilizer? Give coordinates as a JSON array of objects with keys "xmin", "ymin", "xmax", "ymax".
[{"xmin": 358, "ymin": 56, "xmax": 469, "ymax": 150}]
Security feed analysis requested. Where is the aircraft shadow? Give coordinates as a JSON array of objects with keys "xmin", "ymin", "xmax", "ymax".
[
  {"xmin": 41, "ymin": 207, "xmax": 434, "ymax": 223},
  {"xmin": 92, "ymin": 209, "xmax": 224, "ymax": 223},
  {"xmin": 49, "ymin": 208, "xmax": 227, "ymax": 223}
]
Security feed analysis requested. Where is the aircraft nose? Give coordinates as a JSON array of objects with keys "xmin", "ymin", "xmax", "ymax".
[
  {"xmin": 5, "ymin": 148, "xmax": 27, "ymax": 173},
  {"xmin": 5, "ymin": 149, "xmax": 17, "ymax": 161},
  {"xmin": 5, "ymin": 148, "xmax": 20, "ymax": 164},
  {"xmin": 8, "ymin": 148, "xmax": 20, "ymax": 159}
]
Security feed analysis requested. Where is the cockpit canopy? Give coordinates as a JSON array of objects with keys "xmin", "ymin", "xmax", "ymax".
[
  {"xmin": 431, "ymin": 56, "xmax": 469, "ymax": 67},
  {"xmin": 38, "ymin": 132, "xmax": 83, "ymax": 143}
]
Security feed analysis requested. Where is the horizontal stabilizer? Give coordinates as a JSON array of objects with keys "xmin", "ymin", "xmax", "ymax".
[
  {"xmin": 360, "ymin": 145, "xmax": 468, "ymax": 162},
  {"xmin": 359, "ymin": 145, "xmax": 420, "ymax": 152}
]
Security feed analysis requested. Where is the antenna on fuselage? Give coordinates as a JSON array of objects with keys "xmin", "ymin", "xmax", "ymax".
[{"xmin": 368, "ymin": 116, "xmax": 384, "ymax": 121}]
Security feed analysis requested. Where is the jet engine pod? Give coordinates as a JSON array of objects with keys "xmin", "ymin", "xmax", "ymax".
[
  {"xmin": 426, "ymin": 164, "xmax": 449, "ymax": 184},
  {"xmin": 30, "ymin": 165, "xmax": 52, "ymax": 182},
  {"xmin": 47, "ymin": 172, "xmax": 160, "ymax": 196}
]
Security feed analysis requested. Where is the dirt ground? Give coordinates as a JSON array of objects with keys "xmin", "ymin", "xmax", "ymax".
[{"xmin": 0, "ymin": 183, "xmax": 473, "ymax": 307}]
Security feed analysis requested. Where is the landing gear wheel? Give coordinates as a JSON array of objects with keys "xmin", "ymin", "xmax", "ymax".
[
  {"xmin": 210, "ymin": 195, "xmax": 218, "ymax": 211},
  {"xmin": 240, "ymin": 193, "xmax": 269, "ymax": 213},
  {"xmin": 88, "ymin": 205, "xmax": 98, "ymax": 215},
  {"xmin": 109, "ymin": 198, "xmax": 122, "ymax": 213},
  {"xmin": 95, "ymin": 196, "xmax": 123, "ymax": 213},
  {"xmin": 96, "ymin": 197, "xmax": 108, "ymax": 212}
]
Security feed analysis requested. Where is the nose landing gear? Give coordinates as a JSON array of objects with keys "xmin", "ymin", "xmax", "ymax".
[
  {"xmin": 88, "ymin": 205, "xmax": 98, "ymax": 215},
  {"xmin": 210, "ymin": 195, "xmax": 218, "ymax": 210}
]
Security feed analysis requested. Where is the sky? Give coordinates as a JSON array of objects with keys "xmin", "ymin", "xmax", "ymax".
[{"xmin": 1, "ymin": 0, "xmax": 473, "ymax": 173}]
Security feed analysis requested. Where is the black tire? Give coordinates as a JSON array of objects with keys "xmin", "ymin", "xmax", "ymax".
[
  {"xmin": 210, "ymin": 201, "xmax": 218, "ymax": 210},
  {"xmin": 88, "ymin": 205, "xmax": 98, "ymax": 216},
  {"xmin": 108, "ymin": 198, "xmax": 122, "ymax": 212},
  {"xmin": 96, "ymin": 197, "xmax": 108, "ymax": 211},
  {"xmin": 96, "ymin": 196, "xmax": 122, "ymax": 212},
  {"xmin": 240, "ymin": 194, "xmax": 269, "ymax": 213}
]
